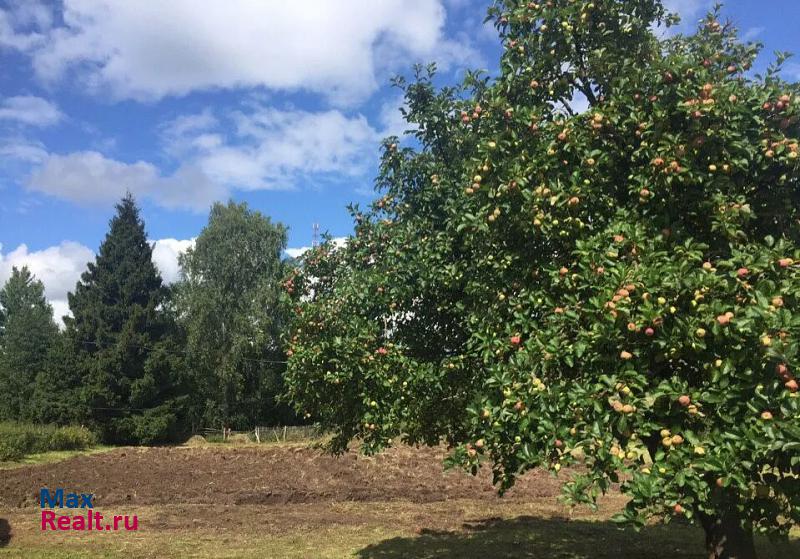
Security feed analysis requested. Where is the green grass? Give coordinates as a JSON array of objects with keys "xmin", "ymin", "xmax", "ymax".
[
  {"xmin": 0, "ymin": 422, "xmax": 98, "ymax": 464},
  {"xmin": 1, "ymin": 502, "xmax": 797, "ymax": 558},
  {"xmin": 0, "ymin": 446, "xmax": 113, "ymax": 470}
]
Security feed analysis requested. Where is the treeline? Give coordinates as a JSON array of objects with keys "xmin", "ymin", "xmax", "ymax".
[{"xmin": 0, "ymin": 194, "xmax": 297, "ymax": 444}]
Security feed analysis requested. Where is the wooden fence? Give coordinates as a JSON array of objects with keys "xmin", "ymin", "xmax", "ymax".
[{"xmin": 201, "ymin": 425, "xmax": 319, "ymax": 443}]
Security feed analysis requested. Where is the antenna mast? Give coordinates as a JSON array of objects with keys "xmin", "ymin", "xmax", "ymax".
[{"xmin": 312, "ymin": 223, "xmax": 320, "ymax": 248}]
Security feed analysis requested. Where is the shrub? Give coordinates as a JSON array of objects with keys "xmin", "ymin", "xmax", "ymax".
[
  {"xmin": 47, "ymin": 425, "xmax": 97, "ymax": 451},
  {"xmin": 0, "ymin": 422, "xmax": 96, "ymax": 461}
]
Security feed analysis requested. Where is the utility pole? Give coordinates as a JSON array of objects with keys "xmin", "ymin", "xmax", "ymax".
[{"xmin": 312, "ymin": 223, "xmax": 320, "ymax": 248}]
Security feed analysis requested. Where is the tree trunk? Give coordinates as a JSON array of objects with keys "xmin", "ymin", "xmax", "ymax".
[{"xmin": 700, "ymin": 510, "xmax": 757, "ymax": 559}]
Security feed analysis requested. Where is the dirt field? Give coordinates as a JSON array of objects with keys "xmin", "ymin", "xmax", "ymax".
[{"xmin": 1, "ymin": 443, "xmax": 798, "ymax": 558}]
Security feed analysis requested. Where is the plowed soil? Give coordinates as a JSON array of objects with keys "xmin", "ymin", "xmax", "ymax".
[{"xmin": 0, "ymin": 444, "xmax": 563, "ymax": 509}]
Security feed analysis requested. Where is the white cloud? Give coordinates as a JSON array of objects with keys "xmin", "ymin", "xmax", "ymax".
[
  {"xmin": 25, "ymin": 151, "xmax": 226, "ymax": 212},
  {"xmin": 0, "ymin": 95, "xmax": 62, "ymax": 126},
  {"xmin": 285, "ymin": 236, "xmax": 348, "ymax": 259},
  {"xmin": 150, "ymin": 237, "xmax": 195, "ymax": 283},
  {"xmin": 742, "ymin": 27, "xmax": 765, "ymax": 42},
  {"xmin": 0, "ymin": 1, "xmax": 50, "ymax": 50},
  {"xmin": 0, "ymin": 237, "xmax": 194, "ymax": 325},
  {"xmin": 16, "ymin": 100, "xmax": 386, "ymax": 211},
  {"xmin": 662, "ymin": 0, "xmax": 712, "ymax": 18},
  {"xmin": 659, "ymin": 0, "xmax": 713, "ymax": 34},
  {"xmin": 0, "ymin": 240, "xmax": 93, "ymax": 325},
  {"xmin": 164, "ymin": 105, "xmax": 381, "ymax": 192},
  {"xmin": 8, "ymin": 0, "xmax": 477, "ymax": 105},
  {"xmin": 378, "ymin": 94, "xmax": 412, "ymax": 139},
  {"xmin": 0, "ymin": 139, "xmax": 48, "ymax": 163}
]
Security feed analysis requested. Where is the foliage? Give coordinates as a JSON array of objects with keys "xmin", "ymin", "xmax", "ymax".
[
  {"xmin": 0, "ymin": 422, "xmax": 96, "ymax": 462},
  {"xmin": 285, "ymin": 1, "xmax": 800, "ymax": 556},
  {"xmin": 0, "ymin": 267, "xmax": 59, "ymax": 422},
  {"xmin": 66, "ymin": 194, "xmax": 189, "ymax": 444},
  {"xmin": 175, "ymin": 200, "xmax": 295, "ymax": 429},
  {"xmin": 28, "ymin": 331, "xmax": 87, "ymax": 425}
]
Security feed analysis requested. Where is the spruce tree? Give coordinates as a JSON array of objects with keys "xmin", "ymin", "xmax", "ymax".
[
  {"xmin": 66, "ymin": 194, "xmax": 187, "ymax": 443},
  {"xmin": 30, "ymin": 332, "xmax": 86, "ymax": 425},
  {"xmin": 0, "ymin": 267, "xmax": 59, "ymax": 421}
]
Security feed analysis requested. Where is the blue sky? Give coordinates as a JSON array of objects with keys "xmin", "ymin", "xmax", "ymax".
[{"xmin": 1, "ymin": 0, "xmax": 799, "ymax": 320}]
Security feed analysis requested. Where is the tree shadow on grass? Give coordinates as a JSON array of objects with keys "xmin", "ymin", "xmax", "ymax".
[
  {"xmin": 356, "ymin": 516, "xmax": 800, "ymax": 559},
  {"xmin": 0, "ymin": 518, "xmax": 11, "ymax": 547}
]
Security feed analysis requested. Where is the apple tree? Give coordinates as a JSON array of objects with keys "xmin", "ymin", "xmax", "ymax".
[{"xmin": 284, "ymin": 2, "xmax": 800, "ymax": 557}]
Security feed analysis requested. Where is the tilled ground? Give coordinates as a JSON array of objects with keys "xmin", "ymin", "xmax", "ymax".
[
  {"xmin": 1, "ymin": 445, "xmax": 798, "ymax": 558},
  {"xmin": 0, "ymin": 444, "xmax": 564, "ymax": 509}
]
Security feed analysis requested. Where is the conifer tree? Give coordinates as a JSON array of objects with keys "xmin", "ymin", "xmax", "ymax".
[
  {"xmin": 66, "ymin": 193, "xmax": 187, "ymax": 443},
  {"xmin": 0, "ymin": 267, "xmax": 58, "ymax": 421}
]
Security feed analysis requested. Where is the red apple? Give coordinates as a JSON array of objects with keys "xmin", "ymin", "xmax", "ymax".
[
  {"xmin": 736, "ymin": 267, "xmax": 749, "ymax": 278},
  {"xmin": 785, "ymin": 379, "xmax": 798, "ymax": 392},
  {"xmin": 645, "ymin": 327, "xmax": 655, "ymax": 337},
  {"xmin": 510, "ymin": 335, "xmax": 522, "ymax": 345},
  {"xmin": 678, "ymin": 395, "xmax": 691, "ymax": 407}
]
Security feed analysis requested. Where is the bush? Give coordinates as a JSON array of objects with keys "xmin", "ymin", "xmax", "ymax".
[{"xmin": 0, "ymin": 422, "xmax": 96, "ymax": 461}]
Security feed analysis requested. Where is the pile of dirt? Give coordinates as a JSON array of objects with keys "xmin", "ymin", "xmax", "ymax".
[{"xmin": 0, "ymin": 444, "xmax": 564, "ymax": 509}]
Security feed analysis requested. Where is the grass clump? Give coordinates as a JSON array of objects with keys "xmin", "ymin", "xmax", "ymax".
[{"xmin": 0, "ymin": 422, "xmax": 96, "ymax": 461}]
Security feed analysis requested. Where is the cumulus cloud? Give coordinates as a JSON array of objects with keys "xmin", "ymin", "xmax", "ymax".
[
  {"xmin": 0, "ymin": 240, "xmax": 93, "ymax": 325},
  {"xmin": 285, "ymin": 236, "xmax": 348, "ymax": 259},
  {"xmin": 3, "ymin": 0, "xmax": 479, "ymax": 105},
  {"xmin": 0, "ymin": 0, "xmax": 51, "ymax": 50},
  {"xmin": 26, "ymin": 151, "xmax": 226, "ymax": 212},
  {"xmin": 15, "ymin": 100, "xmax": 388, "ymax": 211},
  {"xmin": 659, "ymin": 0, "xmax": 714, "ymax": 34},
  {"xmin": 0, "ymin": 138, "xmax": 48, "ymax": 163},
  {"xmin": 150, "ymin": 237, "xmax": 195, "ymax": 283},
  {"xmin": 0, "ymin": 95, "xmax": 62, "ymax": 126},
  {"xmin": 0, "ymin": 238, "xmax": 194, "ymax": 325},
  {"xmin": 162, "ymin": 105, "xmax": 381, "ymax": 192},
  {"xmin": 378, "ymin": 94, "xmax": 413, "ymax": 139}
]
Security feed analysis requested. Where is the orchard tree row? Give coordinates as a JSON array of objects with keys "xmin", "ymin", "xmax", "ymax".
[
  {"xmin": 284, "ymin": 1, "xmax": 800, "ymax": 558},
  {"xmin": 0, "ymin": 195, "xmax": 296, "ymax": 443}
]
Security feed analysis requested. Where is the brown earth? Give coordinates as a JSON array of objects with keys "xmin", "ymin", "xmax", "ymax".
[
  {"xmin": 1, "ymin": 445, "xmax": 798, "ymax": 558},
  {"xmin": 0, "ymin": 444, "xmax": 565, "ymax": 510}
]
